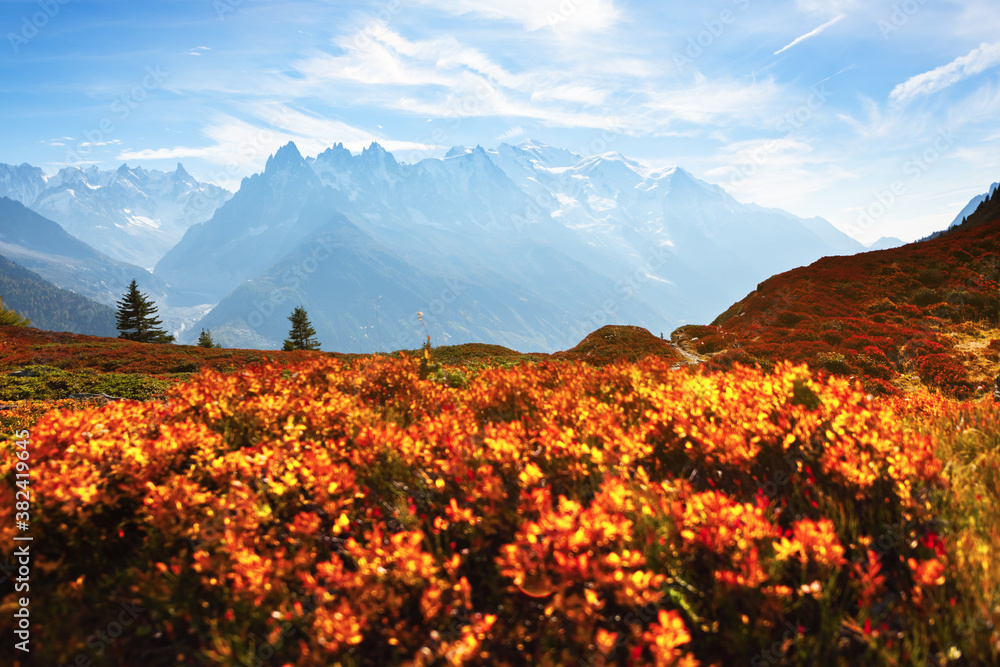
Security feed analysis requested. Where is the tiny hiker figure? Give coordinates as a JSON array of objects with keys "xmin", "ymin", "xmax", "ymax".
[{"xmin": 993, "ymin": 372, "xmax": 1000, "ymax": 402}]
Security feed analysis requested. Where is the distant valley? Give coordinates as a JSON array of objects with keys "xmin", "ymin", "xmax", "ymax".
[{"xmin": 1, "ymin": 140, "xmax": 909, "ymax": 352}]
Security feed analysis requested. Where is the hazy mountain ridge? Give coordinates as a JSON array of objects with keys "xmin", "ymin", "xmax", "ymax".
[
  {"xmin": 0, "ymin": 196, "xmax": 168, "ymax": 307},
  {"xmin": 164, "ymin": 143, "xmax": 662, "ymax": 351},
  {"xmin": 156, "ymin": 143, "xmax": 332, "ymax": 304},
  {"xmin": 0, "ymin": 161, "xmax": 230, "ymax": 270},
  {"xmin": 193, "ymin": 216, "xmax": 586, "ymax": 352},
  {"xmin": 156, "ymin": 139, "xmax": 871, "ymax": 352},
  {"xmin": 950, "ymin": 182, "xmax": 1000, "ymax": 228}
]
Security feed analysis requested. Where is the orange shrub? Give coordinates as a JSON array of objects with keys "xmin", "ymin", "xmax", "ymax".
[{"xmin": 0, "ymin": 357, "xmax": 992, "ymax": 666}]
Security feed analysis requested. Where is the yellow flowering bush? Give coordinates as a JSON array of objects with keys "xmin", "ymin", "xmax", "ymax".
[{"xmin": 0, "ymin": 356, "xmax": 995, "ymax": 666}]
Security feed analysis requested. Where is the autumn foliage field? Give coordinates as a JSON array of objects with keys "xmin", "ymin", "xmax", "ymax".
[
  {"xmin": 2, "ymin": 349, "xmax": 999, "ymax": 666},
  {"xmin": 694, "ymin": 197, "xmax": 1000, "ymax": 399},
  {"xmin": 4, "ymin": 196, "xmax": 1000, "ymax": 666}
]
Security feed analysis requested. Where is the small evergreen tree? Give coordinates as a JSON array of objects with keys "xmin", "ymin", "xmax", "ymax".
[
  {"xmin": 197, "ymin": 329, "xmax": 221, "ymax": 348},
  {"xmin": 115, "ymin": 279, "xmax": 174, "ymax": 343},
  {"xmin": 0, "ymin": 296, "xmax": 30, "ymax": 327},
  {"xmin": 282, "ymin": 306, "xmax": 320, "ymax": 351}
]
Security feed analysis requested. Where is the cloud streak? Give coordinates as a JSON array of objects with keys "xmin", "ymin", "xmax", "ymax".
[
  {"xmin": 890, "ymin": 41, "xmax": 1000, "ymax": 104},
  {"xmin": 286, "ymin": 26, "xmax": 782, "ymax": 137},
  {"xmin": 411, "ymin": 0, "xmax": 621, "ymax": 33},
  {"xmin": 774, "ymin": 14, "xmax": 845, "ymax": 55}
]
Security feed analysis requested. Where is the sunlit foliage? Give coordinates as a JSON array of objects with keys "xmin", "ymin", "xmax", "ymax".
[{"xmin": 2, "ymin": 356, "xmax": 996, "ymax": 666}]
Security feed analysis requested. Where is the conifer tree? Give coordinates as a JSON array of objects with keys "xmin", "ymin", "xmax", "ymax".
[
  {"xmin": 282, "ymin": 306, "xmax": 320, "ymax": 351},
  {"xmin": 197, "ymin": 329, "xmax": 221, "ymax": 348},
  {"xmin": 115, "ymin": 279, "xmax": 174, "ymax": 343},
  {"xmin": 0, "ymin": 296, "xmax": 30, "ymax": 327}
]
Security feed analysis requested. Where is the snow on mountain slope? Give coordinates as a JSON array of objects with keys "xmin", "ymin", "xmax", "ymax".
[
  {"xmin": 157, "ymin": 139, "xmax": 867, "ymax": 351},
  {"xmin": 0, "ymin": 162, "xmax": 230, "ymax": 270},
  {"xmin": 0, "ymin": 196, "xmax": 169, "ymax": 307},
  {"xmin": 0, "ymin": 163, "xmax": 48, "ymax": 205},
  {"xmin": 485, "ymin": 140, "xmax": 859, "ymax": 250},
  {"xmin": 482, "ymin": 141, "xmax": 864, "ymax": 321}
]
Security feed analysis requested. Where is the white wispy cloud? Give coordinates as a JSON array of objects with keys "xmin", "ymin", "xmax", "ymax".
[
  {"xmin": 707, "ymin": 137, "xmax": 815, "ymax": 187},
  {"xmin": 530, "ymin": 84, "xmax": 609, "ymax": 106},
  {"xmin": 890, "ymin": 41, "xmax": 1000, "ymax": 104},
  {"xmin": 290, "ymin": 27, "xmax": 526, "ymax": 100},
  {"xmin": 116, "ymin": 146, "xmax": 215, "ymax": 161},
  {"xmin": 795, "ymin": 0, "xmax": 856, "ymax": 16},
  {"xmin": 80, "ymin": 139, "xmax": 121, "ymax": 148},
  {"xmin": 706, "ymin": 136, "xmax": 858, "ymax": 221},
  {"xmin": 495, "ymin": 126, "xmax": 525, "ymax": 141},
  {"xmin": 286, "ymin": 26, "xmax": 782, "ymax": 137},
  {"xmin": 774, "ymin": 14, "xmax": 845, "ymax": 55},
  {"xmin": 117, "ymin": 111, "xmax": 440, "ymax": 183},
  {"xmin": 289, "ymin": 28, "xmax": 623, "ymax": 128},
  {"xmin": 642, "ymin": 77, "xmax": 783, "ymax": 127},
  {"xmin": 411, "ymin": 0, "xmax": 621, "ymax": 33}
]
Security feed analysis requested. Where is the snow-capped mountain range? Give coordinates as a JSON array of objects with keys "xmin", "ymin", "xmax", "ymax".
[
  {"xmin": 156, "ymin": 139, "xmax": 874, "ymax": 351},
  {"xmin": 0, "ymin": 139, "xmax": 910, "ymax": 351},
  {"xmin": 0, "ymin": 162, "xmax": 230, "ymax": 270}
]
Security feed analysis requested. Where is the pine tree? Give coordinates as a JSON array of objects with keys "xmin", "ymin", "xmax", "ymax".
[
  {"xmin": 0, "ymin": 296, "xmax": 30, "ymax": 327},
  {"xmin": 282, "ymin": 306, "xmax": 320, "ymax": 351},
  {"xmin": 115, "ymin": 279, "xmax": 174, "ymax": 343},
  {"xmin": 197, "ymin": 329, "xmax": 221, "ymax": 348}
]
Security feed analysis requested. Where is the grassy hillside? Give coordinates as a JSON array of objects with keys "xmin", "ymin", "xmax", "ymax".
[
  {"xmin": 552, "ymin": 325, "xmax": 685, "ymax": 366},
  {"xmin": 688, "ymin": 185, "xmax": 1000, "ymax": 397}
]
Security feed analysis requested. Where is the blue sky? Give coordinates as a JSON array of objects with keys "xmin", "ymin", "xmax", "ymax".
[{"xmin": 2, "ymin": 0, "xmax": 999, "ymax": 243}]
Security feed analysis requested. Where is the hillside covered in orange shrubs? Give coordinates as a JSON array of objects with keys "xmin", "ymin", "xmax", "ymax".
[
  {"xmin": 2, "ymin": 354, "xmax": 998, "ymax": 666},
  {"xmin": 690, "ymin": 189, "xmax": 1000, "ymax": 398}
]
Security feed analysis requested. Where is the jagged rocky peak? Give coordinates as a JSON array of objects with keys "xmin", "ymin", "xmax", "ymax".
[
  {"xmin": 56, "ymin": 166, "xmax": 91, "ymax": 186},
  {"xmin": 316, "ymin": 142, "xmax": 353, "ymax": 162},
  {"xmin": 361, "ymin": 141, "xmax": 395, "ymax": 160},
  {"xmin": 465, "ymin": 145, "xmax": 499, "ymax": 169},
  {"xmin": 445, "ymin": 145, "xmax": 471, "ymax": 158},
  {"xmin": 359, "ymin": 142, "xmax": 399, "ymax": 173},
  {"xmin": 116, "ymin": 163, "xmax": 154, "ymax": 184},
  {"xmin": 264, "ymin": 142, "xmax": 307, "ymax": 173},
  {"xmin": 115, "ymin": 163, "xmax": 149, "ymax": 178},
  {"xmin": 362, "ymin": 141, "xmax": 385, "ymax": 154}
]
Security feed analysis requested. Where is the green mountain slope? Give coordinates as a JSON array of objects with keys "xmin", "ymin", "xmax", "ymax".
[{"xmin": 0, "ymin": 254, "xmax": 116, "ymax": 336}]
